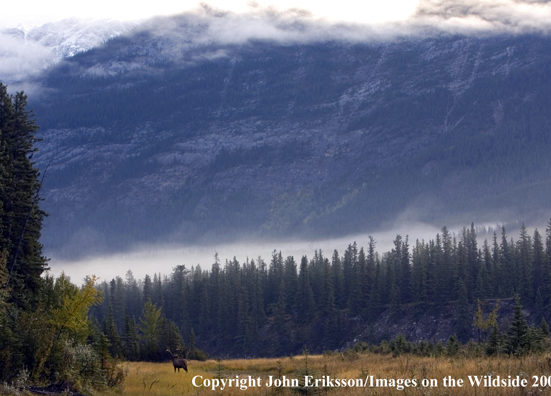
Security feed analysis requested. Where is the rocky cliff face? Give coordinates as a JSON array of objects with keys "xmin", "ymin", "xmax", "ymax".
[{"xmin": 28, "ymin": 18, "xmax": 551, "ymax": 257}]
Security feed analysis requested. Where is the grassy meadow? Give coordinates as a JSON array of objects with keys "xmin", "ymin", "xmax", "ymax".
[{"xmin": 99, "ymin": 352, "xmax": 551, "ymax": 396}]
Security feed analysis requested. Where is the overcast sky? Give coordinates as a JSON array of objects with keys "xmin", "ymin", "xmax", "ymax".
[{"xmin": 0, "ymin": 0, "xmax": 420, "ymax": 28}]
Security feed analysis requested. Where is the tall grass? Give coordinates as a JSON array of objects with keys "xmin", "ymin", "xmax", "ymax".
[{"xmin": 99, "ymin": 352, "xmax": 551, "ymax": 396}]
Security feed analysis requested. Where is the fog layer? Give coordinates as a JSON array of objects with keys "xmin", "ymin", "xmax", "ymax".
[{"xmin": 2, "ymin": 0, "xmax": 551, "ymax": 83}]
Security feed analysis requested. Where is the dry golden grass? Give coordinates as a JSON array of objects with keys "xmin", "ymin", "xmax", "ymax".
[{"xmin": 99, "ymin": 352, "xmax": 551, "ymax": 396}]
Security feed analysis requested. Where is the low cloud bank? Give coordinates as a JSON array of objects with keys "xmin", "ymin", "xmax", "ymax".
[
  {"xmin": 2, "ymin": 0, "xmax": 550, "ymax": 83},
  {"xmin": 47, "ymin": 222, "xmax": 442, "ymax": 283},
  {"xmin": 168, "ymin": 0, "xmax": 551, "ymax": 44}
]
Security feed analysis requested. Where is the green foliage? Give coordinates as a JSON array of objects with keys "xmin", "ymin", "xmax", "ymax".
[
  {"xmin": 446, "ymin": 334, "xmax": 461, "ymax": 356},
  {"xmin": 390, "ymin": 334, "xmax": 411, "ymax": 356},
  {"xmin": 28, "ymin": 274, "xmax": 103, "ymax": 381},
  {"xmin": 139, "ymin": 299, "xmax": 162, "ymax": 359}
]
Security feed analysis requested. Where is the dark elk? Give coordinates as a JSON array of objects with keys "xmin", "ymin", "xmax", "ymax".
[{"xmin": 166, "ymin": 347, "xmax": 188, "ymax": 372}]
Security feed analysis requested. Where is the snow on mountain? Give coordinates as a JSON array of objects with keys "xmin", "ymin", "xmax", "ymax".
[{"xmin": 0, "ymin": 18, "xmax": 137, "ymax": 83}]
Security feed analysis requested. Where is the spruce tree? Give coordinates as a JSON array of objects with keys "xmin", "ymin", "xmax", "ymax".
[
  {"xmin": 273, "ymin": 280, "xmax": 290, "ymax": 355},
  {"xmin": 330, "ymin": 250, "xmax": 344, "ymax": 309},
  {"xmin": 102, "ymin": 305, "xmax": 123, "ymax": 358},
  {"xmin": 454, "ymin": 280, "xmax": 471, "ymax": 343},
  {"xmin": 122, "ymin": 309, "xmax": 140, "ymax": 360},
  {"xmin": 367, "ymin": 271, "xmax": 381, "ymax": 321},
  {"xmin": 505, "ymin": 295, "xmax": 530, "ymax": 355},
  {"xmin": 235, "ymin": 287, "xmax": 253, "ymax": 355},
  {"xmin": 0, "ymin": 85, "xmax": 47, "ymax": 309},
  {"xmin": 517, "ymin": 224, "xmax": 533, "ymax": 304},
  {"xmin": 486, "ymin": 326, "xmax": 503, "ymax": 356},
  {"xmin": 283, "ymin": 256, "xmax": 298, "ymax": 314},
  {"xmin": 541, "ymin": 318, "xmax": 550, "ymax": 338},
  {"xmin": 446, "ymin": 334, "xmax": 460, "ymax": 356},
  {"xmin": 143, "ymin": 274, "xmax": 152, "ymax": 305},
  {"xmin": 294, "ymin": 256, "xmax": 315, "ymax": 324}
]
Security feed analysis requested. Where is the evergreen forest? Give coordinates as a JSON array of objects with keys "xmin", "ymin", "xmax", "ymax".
[{"xmin": 90, "ymin": 220, "xmax": 551, "ymax": 360}]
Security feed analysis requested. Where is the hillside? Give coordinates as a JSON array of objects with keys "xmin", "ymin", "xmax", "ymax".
[{"xmin": 26, "ymin": 16, "xmax": 551, "ymax": 257}]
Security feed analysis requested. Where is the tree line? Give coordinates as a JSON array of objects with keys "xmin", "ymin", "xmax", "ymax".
[{"xmin": 90, "ymin": 220, "xmax": 551, "ymax": 360}]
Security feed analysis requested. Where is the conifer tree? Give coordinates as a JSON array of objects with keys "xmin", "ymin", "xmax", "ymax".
[
  {"xmin": 439, "ymin": 227, "xmax": 453, "ymax": 302},
  {"xmin": 267, "ymin": 251, "xmax": 284, "ymax": 308},
  {"xmin": 209, "ymin": 255, "xmax": 221, "ymax": 335},
  {"xmin": 103, "ymin": 305, "xmax": 123, "ymax": 358},
  {"xmin": 249, "ymin": 258, "xmax": 265, "ymax": 333},
  {"xmin": 273, "ymin": 280, "xmax": 291, "ymax": 355},
  {"xmin": 347, "ymin": 248, "xmax": 364, "ymax": 315},
  {"xmin": 532, "ymin": 230, "xmax": 545, "ymax": 298},
  {"xmin": 330, "ymin": 250, "xmax": 344, "ymax": 309},
  {"xmin": 486, "ymin": 326, "xmax": 503, "ymax": 356},
  {"xmin": 280, "ymin": 256, "xmax": 296, "ymax": 315},
  {"xmin": 197, "ymin": 275, "xmax": 211, "ymax": 335},
  {"xmin": 454, "ymin": 280, "xmax": 471, "ymax": 343},
  {"xmin": 400, "ymin": 236, "xmax": 412, "ymax": 304},
  {"xmin": 541, "ymin": 318, "xmax": 550, "ymax": 338},
  {"xmin": 412, "ymin": 240, "xmax": 429, "ymax": 313},
  {"xmin": 125, "ymin": 270, "xmax": 141, "ymax": 320},
  {"xmin": 143, "ymin": 274, "xmax": 152, "ymax": 305},
  {"xmin": 365, "ymin": 237, "xmax": 376, "ymax": 299},
  {"xmin": 426, "ymin": 239, "xmax": 438, "ymax": 303},
  {"xmin": 500, "ymin": 227, "xmax": 514, "ymax": 296},
  {"xmin": 505, "ymin": 295, "xmax": 530, "ymax": 355},
  {"xmin": 367, "ymin": 262, "xmax": 381, "ymax": 321},
  {"xmin": 320, "ymin": 257, "xmax": 339, "ymax": 349},
  {"xmin": 491, "ymin": 231, "xmax": 502, "ymax": 296},
  {"xmin": 295, "ymin": 256, "xmax": 315, "ymax": 325},
  {"xmin": 465, "ymin": 223, "xmax": 479, "ymax": 291},
  {"xmin": 446, "ymin": 334, "xmax": 460, "ymax": 356},
  {"xmin": 122, "ymin": 309, "xmax": 140, "ymax": 360},
  {"xmin": 152, "ymin": 273, "xmax": 164, "ymax": 308},
  {"xmin": 139, "ymin": 299, "xmax": 162, "ymax": 360},
  {"xmin": 517, "ymin": 224, "xmax": 533, "ymax": 304},
  {"xmin": 235, "ymin": 287, "xmax": 252, "ymax": 355},
  {"xmin": 0, "ymin": 85, "xmax": 47, "ymax": 309},
  {"xmin": 109, "ymin": 277, "xmax": 126, "ymax": 331},
  {"xmin": 188, "ymin": 327, "xmax": 196, "ymax": 358}
]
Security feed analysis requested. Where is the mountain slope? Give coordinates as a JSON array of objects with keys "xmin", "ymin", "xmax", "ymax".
[{"xmin": 28, "ymin": 18, "xmax": 551, "ymax": 257}]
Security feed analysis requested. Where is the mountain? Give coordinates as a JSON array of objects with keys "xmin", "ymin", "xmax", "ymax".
[{"xmin": 26, "ymin": 15, "xmax": 551, "ymax": 257}]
